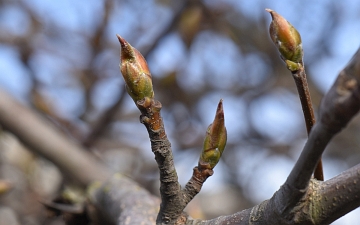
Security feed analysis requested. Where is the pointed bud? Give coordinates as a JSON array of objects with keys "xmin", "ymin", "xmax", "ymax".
[
  {"xmin": 117, "ymin": 34, "xmax": 154, "ymax": 103},
  {"xmin": 199, "ymin": 100, "xmax": 227, "ymax": 169},
  {"xmin": 266, "ymin": 9, "xmax": 303, "ymax": 64}
]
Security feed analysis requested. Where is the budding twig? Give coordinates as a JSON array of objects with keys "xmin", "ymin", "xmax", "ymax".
[
  {"xmin": 182, "ymin": 100, "xmax": 227, "ymax": 208},
  {"xmin": 266, "ymin": 9, "xmax": 323, "ymax": 181},
  {"xmin": 292, "ymin": 66, "xmax": 323, "ymax": 181},
  {"xmin": 117, "ymin": 36, "xmax": 184, "ymax": 224},
  {"xmin": 117, "ymin": 36, "xmax": 229, "ymax": 224},
  {"xmin": 199, "ymin": 99, "xmax": 227, "ymax": 169}
]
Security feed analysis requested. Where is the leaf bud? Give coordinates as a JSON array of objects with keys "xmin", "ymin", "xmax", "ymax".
[
  {"xmin": 266, "ymin": 9, "xmax": 303, "ymax": 64},
  {"xmin": 199, "ymin": 100, "xmax": 227, "ymax": 169},
  {"xmin": 117, "ymin": 34, "xmax": 154, "ymax": 103}
]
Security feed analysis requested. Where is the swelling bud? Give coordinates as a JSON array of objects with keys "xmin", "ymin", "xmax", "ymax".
[
  {"xmin": 266, "ymin": 9, "xmax": 303, "ymax": 66},
  {"xmin": 199, "ymin": 100, "xmax": 227, "ymax": 169},
  {"xmin": 117, "ymin": 34, "xmax": 154, "ymax": 103}
]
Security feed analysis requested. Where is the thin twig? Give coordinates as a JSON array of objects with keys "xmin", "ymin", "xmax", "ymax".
[
  {"xmin": 286, "ymin": 122, "xmax": 332, "ymax": 190},
  {"xmin": 291, "ymin": 66, "xmax": 324, "ymax": 181},
  {"xmin": 182, "ymin": 163, "xmax": 213, "ymax": 207},
  {"xmin": 265, "ymin": 8, "xmax": 324, "ymax": 181}
]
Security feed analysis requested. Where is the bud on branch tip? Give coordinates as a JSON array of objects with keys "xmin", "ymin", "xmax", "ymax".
[
  {"xmin": 116, "ymin": 34, "xmax": 154, "ymax": 103},
  {"xmin": 199, "ymin": 99, "xmax": 227, "ymax": 169},
  {"xmin": 266, "ymin": 9, "xmax": 303, "ymax": 67}
]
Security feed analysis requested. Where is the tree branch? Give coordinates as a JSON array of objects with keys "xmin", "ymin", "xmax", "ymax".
[
  {"xmin": 183, "ymin": 46, "xmax": 360, "ymax": 225},
  {"xmin": 0, "ymin": 88, "xmax": 161, "ymax": 224},
  {"xmin": 316, "ymin": 163, "xmax": 360, "ymax": 224},
  {"xmin": 136, "ymin": 97, "xmax": 186, "ymax": 224},
  {"xmin": 287, "ymin": 47, "xmax": 360, "ymax": 191},
  {"xmin": 0, "ymin": 88, "xmax": 111, "ymax": 186},
  {"xmin": 185, "ymin": 165, "xmax": 360, "ymax": 225},
  {"xmin": 266, "ymin": 9, "xmax": 323, "ymax": 180},
  {"xmin": 1, "ymin": 44, "xmax": 360, "ymax": 225},
  {"xmin": 136, "ymin": 97, "xmax": 226, "ymax": 224},
  {"xmin": 88, "ymin": 173, "xmax": 160, "ymax": 225}
]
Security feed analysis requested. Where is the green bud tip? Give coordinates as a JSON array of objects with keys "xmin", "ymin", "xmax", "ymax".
[
  {"xmin": 266, "ymin": 9, "xmax": 303, "ymax": 64},
  {"xmin": 199, "ymin": 99, "xmax": 227, "ymax": 169},
  {"xmin": 117, "ymin": 34, "xmax": 154, "ymax": 103}
]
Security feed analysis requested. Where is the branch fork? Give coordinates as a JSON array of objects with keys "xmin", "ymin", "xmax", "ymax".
[{"xmin": 118, "ymin": 35, "xmax": 228, "ymax": 224}]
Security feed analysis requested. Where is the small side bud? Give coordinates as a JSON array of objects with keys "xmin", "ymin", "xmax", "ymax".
[
  {"xmin": 117, "ymin": 34, "xmax": 154, "ymax": 103},
  {"xmin": 266, "ymin": 9, "xmax": 303, "ymax": 65},
  {"xmin": 199, "ymin": 100, "xmax": 227, "ymax": 169}
]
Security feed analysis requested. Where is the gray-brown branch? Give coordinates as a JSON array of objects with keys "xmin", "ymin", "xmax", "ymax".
[
  {"xmin": 137, "ymin": 97, "xmax": 208, "ymax": 224},
  {"xmin": 137, "ymin": 97, "xmax": 217, "ymax": 224},
  {"xmin": 0, "ymin": 88, "xmax": 111, "ymax": 186},
  {"xmin": 287, "ymin": 47, "xmax": 360, "ymax": 191},
  {"xmin": 186, "ymin": 164, "xmax": 360, "ymax": 225}
]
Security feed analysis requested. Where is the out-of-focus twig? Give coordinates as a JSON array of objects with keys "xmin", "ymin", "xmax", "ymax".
[
  {"xmin": 0, "ymin": 88, "xmax": 111, "ymax": 186},
  {"xmin": 141, "ymin": 0, "xmax": 191, "ymax": 57},
  {"xmin": 82, "ymin": 87, "xmax": 126, "ymax": 148}
]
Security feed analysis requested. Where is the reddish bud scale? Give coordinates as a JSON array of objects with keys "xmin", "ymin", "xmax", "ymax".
[
  {"xmin": 117, "ymin": 34, "xmax": 154, "ymax": 103},
  {"xmin": 266, "ymin": 9, "xmax": 303, "ymax": 64}
]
